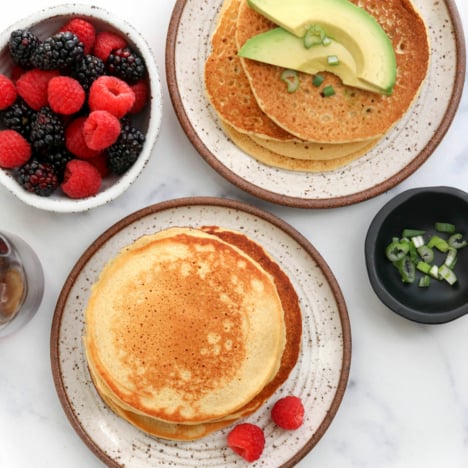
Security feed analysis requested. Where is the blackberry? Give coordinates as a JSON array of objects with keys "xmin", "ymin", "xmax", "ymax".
[
  {"xmin": 71, "ymin": 54, "xmax": 105, "ymax": 91},
  {"xmin": 15, "ymin": 159, "xmax": 59, "ymax": 196},
  {"xmin": 30, "ymin": 106, "xmax": 64, "ymax": 154},
  {"xmin": 40, "ymin": 148, "xmax": 74, "ymax": 181},
  {"xmin": 106, "ymin": 47, "xmax": 146, "ymax": 84},
  {"xmin": 8, "ymin": 29, "xmax": 41, "ymax": 68},
  {"xmin": 107, "ymin": 121, "xmax": 145, "ymax": 175},
  {"xmin": 31, "ymin": 31, "xmax": 84, "ymax": 70},
  {"xmin": 0, "ymin": 98, "xmax": 36, "ymax": 138}
]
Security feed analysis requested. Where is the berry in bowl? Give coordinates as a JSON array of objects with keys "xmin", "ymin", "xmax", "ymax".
[
  {"xmin": 0, "ymin": 4, "xmax": 162, "ymax": 212},
  {"xmin": 365, "ymin": 186, "xmax": 468, "ymax": 324}
]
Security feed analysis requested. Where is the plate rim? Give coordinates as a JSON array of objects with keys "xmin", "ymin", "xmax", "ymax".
[
  {"xmin": 50, "ymin": 196, "xmax": 352, "ymax": 467},
  {"xmin": 165, "ymin": 0, "xmax": 466, "ymax": 209}
]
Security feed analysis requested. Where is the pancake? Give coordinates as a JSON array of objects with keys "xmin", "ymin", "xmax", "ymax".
[
  {"xmin": 250, "ymin": 134, "xmax": 380, "ymax": 161},
  {"xmin": 222, "ymin": 122, "xmax": 379, "ymax": 172},
  {"xmin": 236, "ymin": 0, "xmax": 430, "ymax": 143},
  {"xmin": 84, "ymin": 227, "xmax": 287, "ymax": 425},
  {"xmin": 204, "ymin": 0, "xmax": 294, "ymax": 141},
  {"xmin": 85, "ymin": 226, "xmax": 302, "ymax": 441}
]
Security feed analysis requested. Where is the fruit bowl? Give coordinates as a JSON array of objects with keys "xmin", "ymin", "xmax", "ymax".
[
  {"xmin": 0, "ymin": 4, "xmax": 162, "ymax": 212},
  {"xmin": 365, "ymin": 186, "xmax": 468, "ymax": 324}
]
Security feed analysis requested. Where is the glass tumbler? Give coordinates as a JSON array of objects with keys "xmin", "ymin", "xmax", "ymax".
[{"xmin": 0, "ymin": 232, "xmax": 44, "ymax": 338}]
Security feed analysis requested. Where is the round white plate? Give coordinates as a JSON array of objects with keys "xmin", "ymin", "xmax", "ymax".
[
  {"xmin": 166, "ymin": 0, "xmax": 465, "ymax": 208},
  {"xmin": 51, "ymin": 197, "xmax": 351, "ymax": 467}
]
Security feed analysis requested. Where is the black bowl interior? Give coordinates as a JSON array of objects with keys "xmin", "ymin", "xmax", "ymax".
[{"xmin": 366, "ymin": 187, "xmax": 468, "ymax": 323}]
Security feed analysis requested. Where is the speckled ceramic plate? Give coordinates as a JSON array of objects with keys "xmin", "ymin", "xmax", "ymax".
[
  {"xmin": 166, "ymin": 0, "xmax": 465, "ymax": 208},
  {"xmin": 50, "ymin": 197, "xmax": 351, "ymax": 467}
]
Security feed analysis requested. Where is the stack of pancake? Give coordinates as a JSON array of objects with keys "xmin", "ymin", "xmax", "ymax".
[
  {"xmin": 84, "ymin": 226, "xmax": 302, "ymax": 441},
  {"xmin": 204, "ymin": 0, "xmax": 429, "ymax": 172}
]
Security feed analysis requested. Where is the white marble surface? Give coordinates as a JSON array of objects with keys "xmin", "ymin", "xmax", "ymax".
[{"xmin": 0, "ymin": 0, "xmax": 467, "ymax": 467}]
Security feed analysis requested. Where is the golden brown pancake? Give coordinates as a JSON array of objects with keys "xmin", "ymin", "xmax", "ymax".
[
  {"xmin": 85, "ymin": 226, "xmax": 302, "ymax": 441},
  {"xmin": 84, "ymin": 227, "xmax": 287, "ymax": 425},
  {"xmin": 204, "ymin": 0, "xmax": 294, "ymax": 141},
  {"xmin": 250, "ymin": 134, "xmax": 380, "ymax": 161},
  {"xmin": 236, "ymin": 0, "xmax": 430, "ymax": 143},
  {"xmin": 222, "ymin": 122, "xmax": 379, "ymax": 172}
]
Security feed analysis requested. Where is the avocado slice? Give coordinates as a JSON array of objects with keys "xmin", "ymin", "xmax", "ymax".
[
  {"xmin": 238, "ymin": 27, "xmax": 384, "ymax": 94},
  {"xmin": 247, "ymin": 0, "xmax": 396, "ymax": 94}
]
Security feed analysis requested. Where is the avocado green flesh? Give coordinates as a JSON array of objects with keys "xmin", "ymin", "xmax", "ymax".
[
  {"xmin": 247, "ymin": 0, "xmax": 396, "ymax": 94},
  {"xmin": 238, "ymin": 27, "xmax": 384, "ymax": 93}
]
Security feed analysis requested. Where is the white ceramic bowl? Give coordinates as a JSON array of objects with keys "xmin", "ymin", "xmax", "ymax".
[{"xmin": 0, "ymin": 4, "xmax": 162, "ymax": 212}]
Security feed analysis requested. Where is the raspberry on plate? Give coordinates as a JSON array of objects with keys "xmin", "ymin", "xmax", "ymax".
[
  {"xmin": 227, "ymin": 423, "xmax": 265, "ymax": 463},
  {"xmin": 83, "ymin": 110, "xmax": 121, "ymax": 150},
  {"xmin": 93, "ymin": 31, "xmax": 127, "ymax": 62},
  {"xmin": 60, "ymin": 18, "xmax": 96, "ymax": 55},
  {"xmin": 88, "ymin": 75, "xmax": 135, "ymax": 118},
  {"xmin": 129, "ymin": 79, "xmax": 149, "ymax": 114},
  {"xmin": 0, "ymin": 74, "xmax": 17, "ymax": 110},
  {"xmin": 48, "ymin": 76, "xmax": 85, "ymax": 115},
  {"xmin": 271, "ymin": 396, "xmax": 305, "ymax": 430},
  {"xmin": 16, "ymin": 68, "xmax": 59, "ymax": 111},
  {"xmin": 0, "ymin": 129, "xmax": 31, "ymax": 168},
  {"xmin": 61, "ymin": 159, "xmax": 101, "ymax": 198}
]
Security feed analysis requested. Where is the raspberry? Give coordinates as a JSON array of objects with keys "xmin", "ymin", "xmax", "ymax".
[
  {"xmin": 60, "ymin": 18, "xmax": 96, "ymax": 55},
  {"xmin": 227, "ymin": 423, "xmax": 265, "ymax": 462},
  {"xmin": 107, "ymin": 47, "xmax": 146, "ymax": 84},
  {"xmin": 88, "ymin": 75, "xmax": 135, "ymax": 118},
  {"xmin": 86, "ymin": 153, "xmax": 109, "ymax": 177},
  {"xmin": 61, "ymin": 159, "xmax": 101, "ymax": 198},
  {"xmin": 8, "ymin": 29, "xmax": 41, "ymax": 69},
  {"xmin": 129, "ymin": 79, "xmax": 149, "ymax": 114},
  {"xmin": 0, "ymin": 130, "xmax": 31, "ymax": 168},
  {"xmin": 92, "ymin": 31, "xmax": 127, "ymax": 62},
  {"xmin": 15, "ymin": 158, "xmax": 59, "ymax": 196},
  {"xmin": 83, "ymin": 110, "xmax": 121, "ymax": 150},
  {"xmin": 47, "ymin": 76, "xmax": 85, "ymax": 115},
  {"xmin": 0, "ymin": 74, "xmax": 17, "ymax": 110},
  {"xmin": 271, "ymin": 396, "xmax": 304, "ymax": 430},
  {"xmin": 65, "ymin": 116, "xmax": 101, "ymax": 159},
  {"xmin": 16, "ymin": 69, "xmax": 59, "ymax": 111}
]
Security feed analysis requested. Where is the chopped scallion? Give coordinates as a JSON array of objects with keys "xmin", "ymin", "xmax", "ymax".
[
  {"xmin": 327, "ymin": 55, "xmax": 340, "ymax": 66},
  {"xmin": 402, "ymin": 229, "xmax": 425, "ymax": 238},
  {"xmin": 280, "ymin": 69, "xmax": 300, "ymax": 93},
  {"xmin": 418, "ymin": 275, "xmax": 431, "ymax": 288},
  {"xmin": 448, "ymin": 233, "xmax": 467, "ymax": 249},
  {"xmin": 312, "ymin": 74, "xmax": 325, "ymax": 87},
  {"xmin": 435, "ymin": 222, "xmax": 456, "ymax": 234},
  {"xmin": 438, "ymin": 264, "xmax": 457, "ymax": 285},
  {"xmin": 321, "ymin": 85, "xmax": 335, "ymax": 97}
]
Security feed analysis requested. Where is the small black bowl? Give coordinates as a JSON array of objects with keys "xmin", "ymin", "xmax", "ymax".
[{"xmin": 365, "ymin": 186, "xmax": 468, "ymax": 324}]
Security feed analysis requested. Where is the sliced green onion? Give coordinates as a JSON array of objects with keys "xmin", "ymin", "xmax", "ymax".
[
  {"xmin": 417, "ymin": 245, "xmax": 434, "ymax": 263},
  {"xmin": 281, "ymin": 69, "xmax": 300, "ymax": 93},
  {"xmin": 321, "ymin": 85, "xmax": 335, "ymax": 97},
  {"xmin": 394, "ymin": 257, "xmax": 416, "ymax": 284},
  {"xmin": 435, "ymin": 222, "xmax": 456, "ymax": 234},
  {"xmin": 327, "ymin": 55, "xmax": 339, "ymax": 66},
  {"xmin": 386, "ymin": 240, "xmax": 410, "ymax": 262},
  {"xmin": 312, "ymin": 74, "xmax": 325, "ymax": 87},
  {"xmin": 429, "ymin": 264, "xmax": 439, "ymax": 279},
  {"xmin": 303, "ymin": 24, "xmax": 328, "ymax": 48},
  {"xmin": 402, "ymin": 228, "xmax": 426, "ymax": 238},
  {"xmin": 448, "ymin": 233, "xmax": 467, "ymax": 249},
  {"xmin": 411, "ymin": 235, "xmax": 425, "ymax": 248},
  {"xmin": 438, "ymin": 264, "xmax": 457, "ymax": 285},
  {"xmin": 444, "ymin": 247, "xmax": 458, "ymax": 269},
  {"xmin": 418, "ymin": 275, "xmax": 431, "ymax": 288},
  {"xmin": 322, "ymin": 36, "xmax": 332, "ymax": 46},
  {"xmin": 427, "ymin": 235, "xmax": 449, "ymax": 252},
  {"xmin": 416, "ymin": 261, "xmax": 431, "ymax": 274}
]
